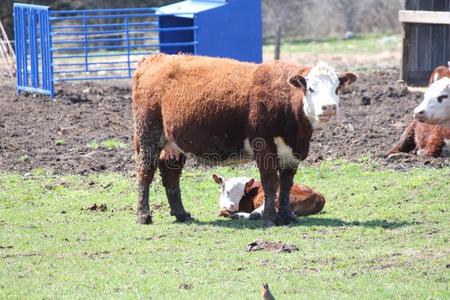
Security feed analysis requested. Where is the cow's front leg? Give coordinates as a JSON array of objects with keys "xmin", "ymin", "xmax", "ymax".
[
  {"xmin": 278, "ymin": 167, "xmax": 298, "ymax": 225},
  {"xmin": 260, "ymin": 169, "xmax": 278, "ymax": 226},
  {"xmin": 255, "ymin": 149, "xmax": 278, "ymax": 226},
  {"xmin": 254, "ymin": 141, "xmax": 279, "ymax": 226}
]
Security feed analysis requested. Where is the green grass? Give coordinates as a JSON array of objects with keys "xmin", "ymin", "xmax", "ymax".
[
  {"xmin": 54, "ymin": 139, "xmax": 65, "ymax": 146},
  {"xmin": 264, "ymin": 34, "xmax": 401, "ymax": 55},
  {"xmin": 87, "ymin": 138, "xmax": 128, "ymax": 150},
  {"xmin": 1, "ymin": 161, "xmax": 449, "ymax": 299}
]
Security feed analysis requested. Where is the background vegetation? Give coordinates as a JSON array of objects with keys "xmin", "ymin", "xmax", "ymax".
[{"xmin": 1, "ymin": 0, "xmax": 404, "ymax": 43}]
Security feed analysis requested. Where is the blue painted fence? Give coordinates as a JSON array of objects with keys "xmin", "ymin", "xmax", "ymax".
[{"xmin": 14, "ymin": 1, "xmax": 262, "ymax": 97}]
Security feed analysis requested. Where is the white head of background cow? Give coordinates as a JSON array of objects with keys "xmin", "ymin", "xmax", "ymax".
[
  {"xmin": 414, "ymin": 77, "xmax": 450, "ymax": 128},
  {"xmin": 287, "ymin": 61, "xmax": 358, "ymax": 128},
  {"xmin": 212, "ymin": 174, "xmax": 254, "ymax": 212}
]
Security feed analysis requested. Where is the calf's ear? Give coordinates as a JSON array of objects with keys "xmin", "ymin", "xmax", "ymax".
[
  {"xmin": 288, "ymin": 75, "xmax": 307, "ymax": 91},
  {"xmin": 338, "ymin": 72, "xmax": 358, "ymax": 88},
  {"xmin": 245, "ymin": 178, "xmax": 255, "ymax": 190},
  {"xmin": 212, "ymin": 174, "xmax": 224, "ymax": 185}
]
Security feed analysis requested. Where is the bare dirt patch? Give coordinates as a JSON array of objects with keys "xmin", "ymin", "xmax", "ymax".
[
  {"xmin": 246, "ymin": 239, "xmax": 299, "ymax": 253},
  {"xmin": 85, "ymin": 203, "xmax": 108, "ymax": 212},
  {"xmin": 0, "ymin": 67, "xmax": 448, "ymax": 174}
]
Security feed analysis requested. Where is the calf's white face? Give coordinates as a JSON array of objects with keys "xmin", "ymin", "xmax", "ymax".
[
  {"xmin": 212, "ymin": 174, "xmax": 254, "ymax": 212},
  {"xmin": 288, "ymin": 61, "xmax": 358, "ymax": 128},
  {"xmin": 414, "ymin": 77, "xmax": 450, "ymax": 128}
]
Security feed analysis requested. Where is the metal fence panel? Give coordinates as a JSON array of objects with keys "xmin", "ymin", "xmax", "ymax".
[
  {"xmin": 13, "ymin": 1, "xmax": 262, "ymax": 97},
  {"xmin": 49, "ymin": 8, "xmax": 197, "ymax": 83},
  {"xmin": 14, "ymin": 4, "xmax": 53, "ymax": 96}
]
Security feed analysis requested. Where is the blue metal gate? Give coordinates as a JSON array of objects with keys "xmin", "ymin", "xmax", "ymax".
[
  {"xmin": 14, "ymin": 4, "xmax": 53, "ymax": 96},
  {"xmin": 14, "ymin": 1, "xmax": 262, "ymax": 97},
  {"xmin": 49, "ymin": 7, "xmax": 198, "ymax": 85}
]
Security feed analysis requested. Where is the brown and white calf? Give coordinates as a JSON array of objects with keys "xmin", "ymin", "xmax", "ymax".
[
  {"xmin": 390, "ymin": 68, "xmax": 450, "ymax": 157},
  {"xmin": 389, "ymin": 120, "xmax": 450, "ymax": 157},
  {"xmin": 213, "ymin": 174, "xmax": 325, "ymax": 219},
  {"xmin": 132, "ymin": 54, "xmax": 357, "ymax": 226},
  {"xmin": 414, "ymin": 66, "xmax": 450, "ymax": 128}
]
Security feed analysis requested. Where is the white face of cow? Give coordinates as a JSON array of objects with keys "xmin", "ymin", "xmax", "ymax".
[
  {"xmin": 212, "ymin": 174, "xmax": 254, "ymax": 212},
  {"xmin": 288, "ymin": 61, "xmax": 358, "ymax": 128},
  {"xmin": 414, "ymin": 77, "xmax": 450, "ymax": 127}
]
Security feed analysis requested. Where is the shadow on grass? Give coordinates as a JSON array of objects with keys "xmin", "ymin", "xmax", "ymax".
[{"xmin": 190, "ymin": 217, "xmax": 418, "ymax": 230}]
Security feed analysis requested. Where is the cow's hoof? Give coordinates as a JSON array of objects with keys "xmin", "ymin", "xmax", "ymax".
[
  {"xmin": 174, "ymin": 212, "xmax": 193, "ymax": 223},
  {"xmin": 136, "ymin": 212, "xmax": 152, "ymax": 225},
  {"xmin": 277, "ymin": 213, "xmax": 298, "ymax": 226},
  {"xmin": 264, "ymin": 219, "xmax": 276, "ymax": 227},
  {"xmin": 249, "ymin": 211, "xmax": 263, "ymax": 220}
]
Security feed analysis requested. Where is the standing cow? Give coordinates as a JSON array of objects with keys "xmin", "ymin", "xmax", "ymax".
[{"xmin": 132, "ymin": 54, "xmax": 357, "ymax": 226}]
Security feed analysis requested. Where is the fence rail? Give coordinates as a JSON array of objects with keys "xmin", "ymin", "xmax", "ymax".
[{"xmin": 13, "ymin": 4, "xmax": 200, "ymax": 97}]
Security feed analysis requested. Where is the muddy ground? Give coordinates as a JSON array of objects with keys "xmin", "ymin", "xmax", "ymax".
[{"xmin": 0, "ymin": 67, "xmax": 448, "ymax": 175}]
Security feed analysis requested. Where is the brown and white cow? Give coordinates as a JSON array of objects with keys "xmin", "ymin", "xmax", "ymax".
[
  {"xmin": 413, "ymin": 66, "xmax": 450, "ymax": 128},
  {"xmin": 132, "ymin": 54, "xmax": 357, "ymax": 226},
  {"xmin": 213, "ymin": 174, "xmax": 325, "ymax": 220},
  {"xmin": 390, "ymin": 68, "xmax": 450, "ymax": 157}
]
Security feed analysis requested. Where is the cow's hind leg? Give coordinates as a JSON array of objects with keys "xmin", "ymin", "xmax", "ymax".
[
  {"xmin": 278, "ymin": 167, "xmax": 298, "ymax": 225},
  {"xmin": 159, "ymin": 154, "xmax": 192, "ymax": 222},
  {"xmin": 135, "ymin": 120, "xmax": 163, "ymax": 225}
]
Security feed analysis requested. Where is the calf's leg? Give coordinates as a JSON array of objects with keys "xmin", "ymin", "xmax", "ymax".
[
  {"xmin": 134, "ymin": 119, "xmax": 163, "ymax": 225},
  {"xmin": 388, "ymin": 122, "xmax": 416, "ymax": 155},
  {"xmin": 278, "ymin": 168, "xmax": 298, "ymax": 225},
  {"xmin": 158, "ymin": 154, "xmax": 192, "ymax": 222}
]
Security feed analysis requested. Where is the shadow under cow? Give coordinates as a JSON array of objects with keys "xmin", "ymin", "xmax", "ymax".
[{"xmin": 189, "ymin": 217, "xmax": 418, "ymax": 230}]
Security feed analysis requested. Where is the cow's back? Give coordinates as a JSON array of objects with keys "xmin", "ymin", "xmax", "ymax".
[
  {"xmin": 133, "ymin": 54, "xmax": 256, "ymax": 108},
  {"xmin": 133, "ymin": 54, "xmax": 259, "ymax": 157}
]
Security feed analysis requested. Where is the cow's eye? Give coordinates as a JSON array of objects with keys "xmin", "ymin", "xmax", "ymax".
[
  {"xmin": 308, "ymin": 87, "xmax": 314, "ymax": 93},
  {"xmin": 226, "ymin": 191, "xmax": 230, "ymax": 196},
  {"xmin": 437, "ymin": 95, "xmax": 448, "ymax": 103}
]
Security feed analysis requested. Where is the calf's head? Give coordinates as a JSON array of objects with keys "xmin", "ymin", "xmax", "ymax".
[
  {"xmin": 288, "ymin": 62, "xmax": 358, "ymax": 127},
  {"xmin": 414, "ymin": 77, "xmax": 450, "ymax": 127},
  {"xmin": 212, "ymin": 174, "xmax": 254, "ymax": 214}
]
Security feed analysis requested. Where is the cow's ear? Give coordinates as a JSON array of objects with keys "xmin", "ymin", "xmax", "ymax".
[
  {"xmin": 338, "ymin": 72, "xmax": 358, "ymax": 88},
  {"xmin": 212, "ymin": 174, "xmax": 224, "ymax": 185},
  {"xmin": 245, "ymin": 178, "xmax": 255, "ymax": 190},
  {"xmin": 288, "ymin": 75, "xmax": 307, "ymax": 91}
]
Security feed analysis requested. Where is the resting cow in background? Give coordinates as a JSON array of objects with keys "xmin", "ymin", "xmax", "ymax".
[
  {"xmin": 132, "ymin": 54, "xmax": 357, "ymax": 226},
  {"xmin": 390, "ymin": 69, "xmax": 450, "ymax": 157},
  {"xmin": 413, "ymin": 66, "xmax": 450, "ymax": 128},
  {"xmin": 213, "ymin": 174, "xmax": 325, "ymax": 220}
]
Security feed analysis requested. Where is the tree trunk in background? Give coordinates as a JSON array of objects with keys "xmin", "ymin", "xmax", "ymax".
[
  {"xmin": 274, "ymin": 25, "xmax": 281, "ymax": 60},
  {"xmin": 344, "ymin": 5, "xmax": 354, "ymax": 33}
]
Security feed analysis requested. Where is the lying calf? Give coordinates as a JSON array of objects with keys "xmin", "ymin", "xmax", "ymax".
[
  {"xmin": 390, "ymin": 70, "xmax": 450, "ymax": 157},
  {"xmin": 213, "ymin": 174, "xmax": 325, "ymax": 220},
  {"xmin": 389, "ymin": 120, "xmax": 450, "ymax": 157},
  {"xmin": 414, "ymin": 70, "xmax": 450, "ymax": 128}
]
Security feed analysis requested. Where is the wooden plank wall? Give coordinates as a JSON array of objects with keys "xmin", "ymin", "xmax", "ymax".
[{"xmin": 402, "ymin": 0, "xmax": 450, "ymax": 86}]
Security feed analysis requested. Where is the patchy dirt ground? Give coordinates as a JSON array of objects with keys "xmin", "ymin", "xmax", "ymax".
[
  {"xmin": 246, "ymin": 239, "xmax": 299, "ymax": 253},
  {"xmin": 0, "ymin": 67, "xmax": 448, "ymax": 175}
]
